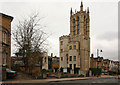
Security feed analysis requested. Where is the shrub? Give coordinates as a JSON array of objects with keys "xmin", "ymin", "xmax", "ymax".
[
  {"xmin": 41, "ymin": 69, "xmax": 47, "ymax": 74},
  {"xmin": 89, "ymin": 68, "xmax": 101, "ymax": 76},
  {"xmin": 78, "ymin": 74, "xmax": 84, "ymax": 77}
]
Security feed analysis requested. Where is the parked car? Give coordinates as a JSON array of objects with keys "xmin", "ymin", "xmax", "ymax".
[{"xmin": 6, "ymin": 68, "xmax": 17, "ymax": 79}]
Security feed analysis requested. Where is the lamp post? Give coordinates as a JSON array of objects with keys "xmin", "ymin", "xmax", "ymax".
[
  {"xmin": 118, "ymin": 61, "xmax": 120, "ymax": 75},
  {"xmin": 97, "ymin": 49, "xmax": 102, "ymax": 77},
  {"xmin": 97, "ymin": 49, "xmax": 102, "ymax": 57}
]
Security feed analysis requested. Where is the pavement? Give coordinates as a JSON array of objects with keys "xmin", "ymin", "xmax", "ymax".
[
  {"xmin": 2, "ymin": 75, "xmax": 116, "ymax": 84},
  {"xmin": 53, "ymin": 76, "xmax": 118, "ymax": 83}
]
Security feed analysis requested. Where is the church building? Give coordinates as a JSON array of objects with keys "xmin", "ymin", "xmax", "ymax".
[{"xmin": 59, "ymin": 2, "xmax": 90, "ymax": 76}]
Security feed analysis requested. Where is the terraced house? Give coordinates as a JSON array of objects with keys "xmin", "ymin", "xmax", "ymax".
[
  {"xmin": 59, "ymin": 2, "xmax": 90, "ymax": 76},
  {"xmin": 0, "ymin": 13, "xmax": 13, "ymax": 80}
]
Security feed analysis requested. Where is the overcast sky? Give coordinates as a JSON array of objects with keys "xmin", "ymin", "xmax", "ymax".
[{"xmin": 0, "ymin": 0, "xmax": 118, "ymax": 60}]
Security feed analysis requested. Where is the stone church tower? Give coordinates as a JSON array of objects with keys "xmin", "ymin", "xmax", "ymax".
[{"xmin": 59, "ymin": 1, "xmax": 90, "ymax": 76}]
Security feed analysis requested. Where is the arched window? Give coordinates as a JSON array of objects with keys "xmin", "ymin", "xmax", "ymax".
[
  {"xmin": 86, "ymin": 20, "xmax": 87, "ymax": 35},
  {"xmin": 73, "ymin": 19, "xmax": 75, "ymax": 35},
  {"xmin": 77, "ymin": 17, "xmax": 79, "ymax": 34},
  {"xmin": 84, "ymin": 16, "xmax": 86, "ymax": 35}
]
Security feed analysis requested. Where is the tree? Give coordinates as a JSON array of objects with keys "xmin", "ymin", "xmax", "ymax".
[{"xmin": 12, "ymin": 12, "xmax": 48, "ymax": 73}]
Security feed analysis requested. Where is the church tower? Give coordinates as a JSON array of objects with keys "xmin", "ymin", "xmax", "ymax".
[
  {"xmin": 60, "ymin": 1, "xmax": 90, "ymax": 76},
  {"xmin": 70, "ymin": 1, "xmax": 90, "ymax": 37}
]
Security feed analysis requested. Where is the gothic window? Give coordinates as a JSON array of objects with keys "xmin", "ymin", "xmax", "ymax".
[
  {"xmin": 77, "ymin": 17, "xmax": 79, "ymax": 34},
  {"xmin": 84, "ymin": 16, "xmax": 87, "ymax": 35},
  {"xmin": 73, "ymin": 19, "xmax": 75, "ymax": 35},
  {"xmin": 86, "ymin": 20, "xmax": 87, "ymax": 35}
]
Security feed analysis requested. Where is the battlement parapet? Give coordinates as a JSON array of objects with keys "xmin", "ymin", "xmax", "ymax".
[{"xmin": 59, "ymin": 35, "xmax": 70, "ymax": 40}]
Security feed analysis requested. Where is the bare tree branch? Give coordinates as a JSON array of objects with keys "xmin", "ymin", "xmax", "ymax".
[{"xmin": 12, "ymin": 12, "xmax": 49, "ymax": 73}]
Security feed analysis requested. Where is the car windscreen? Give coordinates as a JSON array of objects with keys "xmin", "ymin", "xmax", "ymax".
[{"xmin": 6, "ymin": 69, "xmax": 12, "ymax": 72}]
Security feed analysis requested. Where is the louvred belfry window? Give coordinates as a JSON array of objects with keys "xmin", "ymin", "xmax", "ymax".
[
  {"xmin": 77, "ymin": 17, "xmax": 79, "ymax": 34},
  {"xmin": 73, "ymin": 19, "xmax": 75, "ymax": 35}
]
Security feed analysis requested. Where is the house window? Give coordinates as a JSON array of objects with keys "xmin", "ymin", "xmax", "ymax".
[
  {"xmin": 3, "ymin": 53, "xmax": 6, "ymax": 65},
  {"xmin": 2, "ymin": 32, "xmax": 7, "ymax": 43},
  {"xmin": 69, "ymin": 64, "xmax": 72, "ymax": 69},
  {"xmin": 74, "ymin": 45, "xmax": 76, "ymax": 49},
  {"xmin": 69, "ymin": 46, "xmax": 72, "ymax": 50},
  {"xmin": 74, "ymin": 56, "xmax": 76, "ymax": 61},
  {"xmin": 61, "ymin": 57, "xmax": 63, "ymax": 61},
  {"xmin": 70, "ymin": 56, "xmax": 72, "ymax": 61}
]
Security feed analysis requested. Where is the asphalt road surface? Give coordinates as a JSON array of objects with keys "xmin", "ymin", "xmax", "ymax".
[
  {"xmin": 51, "ymin": 77, "xmax": 119, "ymax": 83},
  {"xmin": 2, "ymin": 77, "xmax": 120, "ymax": 85}
]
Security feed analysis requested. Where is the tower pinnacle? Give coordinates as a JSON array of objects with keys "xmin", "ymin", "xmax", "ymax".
[
  {"xmin": 87, "ymin": 7, "xmax": 89, "ymax": 13},
  {"xmin": 80, "ymin": 1, "xmax": 83, "ymax": 11},
  {"xmin": 81, "ymin": 1, "xmax": 83, "ymax": 7},
  {"xmin": 70, "ymin": 8, "xmax": 72, "ymax": 16}
]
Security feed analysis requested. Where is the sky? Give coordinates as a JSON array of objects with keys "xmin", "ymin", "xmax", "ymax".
[{"xmin": 0, "ymin": 0, "xmax": 118, "ymax": 60}]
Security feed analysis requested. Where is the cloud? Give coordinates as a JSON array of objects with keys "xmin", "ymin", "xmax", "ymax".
[
  {"xmin": 97, "ymin": 32, "xmax": 118, "ymax": 41},
  {"xmin": 1, "ymin": 1, "xmax": 118, "ymax": 61},
  {"xmin": 91, "ymin": 35, "xmax": 118, "ymax": 60},
  {"xmin": 103, "ymin": 51, "xmax": 118, "ymax": 61}
]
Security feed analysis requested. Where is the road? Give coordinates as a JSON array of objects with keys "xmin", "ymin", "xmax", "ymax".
[
  {"xmin": 2, "ymin": 75, "xmax": 119, "ymax": 85},
  {"xmin": 51, "ymin": 77, "xmax": 119, "ymax": 83},
  {"xmin": 2, "ymin": 77, "xmax": 119, "ymax": 85}
]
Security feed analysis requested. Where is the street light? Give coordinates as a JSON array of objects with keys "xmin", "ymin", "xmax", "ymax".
[
  {"xmin": 97, "ymin": 49, "xmax": 102, "ymax": 57},
  {"xmin": 118, "ymin": 61, "xmax": 120, "ymax": 75},
  {"xmin": 97, "ymin": 49, "xmax": 103, "ymax": 77}
]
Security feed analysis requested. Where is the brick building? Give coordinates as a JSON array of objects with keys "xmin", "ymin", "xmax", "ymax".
[
  {"xmin": 90, "ymin": 56, "xmax": 104, "ymax": 71},
  {"xmin": 51, "ymin": 56, "xmax": 59, "ymax": 72},
  {"xmin": 13, "ymin": 52, "xmax": 59, "ymax": 73},
  {"xmin": 42, "ymin": 52, "xmax": 49, "ymax": 70},
  {"xmin": 97, "ymin": 56, "xmax": 104, "ymax": 71},
  {"xmin": 103, "ymin": 59, "xmax": 110, "ymax": 73},
  {"xmin": 12, "ymin": 51, "xmax": 48, "ymax": 73},
  {"xmin": 109, "ymin": 60, "xmax": 119, "ymax": 74},
  {"xmin": 11, "ymin": 56, "xmax": 24, "ymax": 67},
  {"xmin": 0, "ymin": 13, "xmax": 13, "ymax": 80},
  {"xmin": 42, "ymin": 53, "xmax": 60, "ymax": 72},
  {"xmin": 90, "ymin": 55, "xmax": 116, "ymax": 75},
  {"xmin": 90, "ymin": 56, "xmax": 97, "ymax": 68}
]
